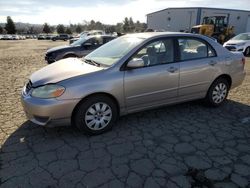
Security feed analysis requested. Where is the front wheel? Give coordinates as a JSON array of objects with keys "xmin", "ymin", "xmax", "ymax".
[
  {"xmin": 205, "ymin": 78, "xmax": 229, "ymax": 107},
  {"xmin": 73, "ymin": 95, "xmax": 118, "ymax": 135},
  {"xmin": 244, "ymin": 47, "xmax": 250, "ymax": 57}
]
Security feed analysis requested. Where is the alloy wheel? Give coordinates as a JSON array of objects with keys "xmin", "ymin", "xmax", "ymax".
[
  {"xmin": 85, "ymin": 102, "xmax": 112, "ymax": 130},
  {"xmin": 212, "ymin": 83, "xmax": 228, "ymax": 104}
]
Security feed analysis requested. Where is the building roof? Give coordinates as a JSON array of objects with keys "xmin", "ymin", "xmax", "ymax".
[{"xmin": 147, "ymin": 7, "xmax": 250, "ymax": 16}]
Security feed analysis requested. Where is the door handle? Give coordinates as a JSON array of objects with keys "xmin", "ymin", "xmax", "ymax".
[
  {"xmin": 209, "ymin": 60, "xmax": 217, "ymax": 66},
  {"xmin": 167, "ymin": 67, "xmax": 178, "ymax": 73}
]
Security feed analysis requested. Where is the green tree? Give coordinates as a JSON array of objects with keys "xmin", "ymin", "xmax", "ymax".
[
  {"xmin": 129, "ymin": 17, "xmax": 135, "ymax": 32},
  {"xmin": 43, "ymin": 23, "xmax": 51, "ymax": 34},
  {"xmin": 115, "ymin": 23, "xmax": 123, "ymax": 33},
  {"xmin": 105, "ymin": 25, "xmax": 116, "ymax": 34},
  {"xmin": 56, "ymin": 24, "xmax": 65, "ymax": 34},
  {"xmin": 123, "ymin": 17, "xmax": 130, "ymax": 33},
  {"xmin": 75, "ymin": 24, "xmax": 82, "ymax": 33},
  {"xmin": 0, "ymin": 26, "xmax": 3, "ymax": 34},
  {"xmin": 95, "ymin": 21, "xmax": 103, "ymax": 30},
  {"xmin": 88, "ymin": 20, "xmax": 96, "ymax": 30},
  {"xmin": 65, "ymin": 27, "xmax": 72, "ymax": 34},
  {"xmin": 5, "ymin": 16, "xmax": 16, "ymax": 34}
]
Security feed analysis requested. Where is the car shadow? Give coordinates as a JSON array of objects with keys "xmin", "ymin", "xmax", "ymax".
[{"xmin": 1, "ymin": 99, "xmax": 250, "ymax": 187}]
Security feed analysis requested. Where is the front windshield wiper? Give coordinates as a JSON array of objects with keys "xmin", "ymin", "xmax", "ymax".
[{"xmin": 83, "ymin": 58, "xmax": 101, "ymax": 67}]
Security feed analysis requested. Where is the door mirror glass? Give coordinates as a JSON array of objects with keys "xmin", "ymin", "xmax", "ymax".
[{"xmin": 127, "ymin": 58, "xmax": 144, "ymax": 68}]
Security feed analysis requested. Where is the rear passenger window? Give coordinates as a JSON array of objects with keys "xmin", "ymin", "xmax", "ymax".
[
  {"xmin": 178, "ymin": 38, "xmax": 215, "ymax": 61},
  {"xmin": 95, "ymin": 37, "xmax": 104, "ymax": 45}
]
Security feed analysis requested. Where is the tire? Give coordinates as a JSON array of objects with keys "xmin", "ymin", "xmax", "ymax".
[
  {"xmin": 73, "ymin": 95, "xmax": 118, "ymax": 135},
  {"xmin": 205, "ymin": 78, "xmax": 229, "ymax": 107},
  {"xmin": 244, "ymin": 47, "xmax": 250, "ymax": 57}
]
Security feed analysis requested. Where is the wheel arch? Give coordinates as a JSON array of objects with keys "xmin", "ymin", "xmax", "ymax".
[
  {"xmin": 213, "ymin": 74, "xmax": 232, "ymax": 89},
  {"xmin": 207, "ymin": 74, "xmax": 232, "ymax": 96},
  {"xmin": 63, "ymin": 53, "xmax": 78, "ymax": 58},
  {"xmin": 71, "ymin": 92, "xmax": 120, "ymax": 125}
]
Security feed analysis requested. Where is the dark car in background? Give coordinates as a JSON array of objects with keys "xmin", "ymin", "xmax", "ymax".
[
  {"xmin": 51, "ymin": 34, "xmax": 71, "ymax": 41},
  {"xmin": 45, "ymin": 35, "xmax": 116, "ymax": 64}
]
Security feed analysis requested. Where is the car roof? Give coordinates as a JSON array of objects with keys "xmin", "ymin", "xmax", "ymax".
[
  {"xmin": 89, "ymin": 35, "xmax": 115, "ymax": 38},
  {"xmin": 124, "ymin": 32, "xmax": 204, "ymax": 39}
]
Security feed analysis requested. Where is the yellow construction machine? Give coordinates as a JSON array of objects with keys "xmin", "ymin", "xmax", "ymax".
[{"xmin": 191, "ymin": 16, "xmax": 235, "ymax": 44}]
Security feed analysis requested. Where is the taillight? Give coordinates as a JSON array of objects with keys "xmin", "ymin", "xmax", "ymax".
[{"xmin": 242, "ymin": 57, "xmax": 245, "ymax": 66}]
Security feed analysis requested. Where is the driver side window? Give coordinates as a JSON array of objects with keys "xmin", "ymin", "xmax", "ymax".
[{"xmin": 131, "ymin": 39, "xmax": 174, "ymax": 67}]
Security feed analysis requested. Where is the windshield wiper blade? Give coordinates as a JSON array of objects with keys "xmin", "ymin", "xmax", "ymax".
[{"xmin": 84, "ymin": 58, "xmax": 100, "ymax": 67}]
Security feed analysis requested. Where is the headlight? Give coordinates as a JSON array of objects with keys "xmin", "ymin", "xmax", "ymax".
[{"xmin": 31, "ymin": 85, "xmax": 65, "ymax": 98}]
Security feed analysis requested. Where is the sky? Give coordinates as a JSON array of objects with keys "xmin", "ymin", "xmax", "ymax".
[{"xmin": 0, "ymin": 0, "xmax": 249, "ymax": 25}]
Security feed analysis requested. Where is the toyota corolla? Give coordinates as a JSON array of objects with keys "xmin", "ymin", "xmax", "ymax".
[{"xmin": 21, "ymin": 32, "xmax": 246, "ymax": 134}]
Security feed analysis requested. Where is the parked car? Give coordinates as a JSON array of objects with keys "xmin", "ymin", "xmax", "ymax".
[
  {"xmin": 21, "ymin": 32, "xmax": 246, "ymax": 135},
  {"xmin": 37, "ymin": 34, "xmax": 46, "ymax": 40},
  {"xmin": 11, "ymin": 35, "xmax": 19, "ymax": 40},
  {"xmin": 45, "ymin": 35, "xmax": 116, "ymax": 64},
  {"xmin": 45, "ymin": 34, "xmax": 54, "ymax": 40},
  {"xmin": 69, "ymin": 30, "xmax": 105, "ymax": 44},
  {"xmin": 51, "ymin": 34, "xmax": 71, "ymax": 41},
  {"xmin": 2, "ymin": 35, "xmax": 12, "ymax": 40},
  {"xmin": 223, "ymin": 33, "xmax": 250, "ymax": 56}
]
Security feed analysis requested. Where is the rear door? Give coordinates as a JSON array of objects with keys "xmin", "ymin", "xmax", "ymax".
[
  {"xmin": 124, "ymin": 38, "xmax": 180, "ymax": 112},
  {"xmin": 177, "ymin": 37, "xmax": 218, "ymax": 101}
]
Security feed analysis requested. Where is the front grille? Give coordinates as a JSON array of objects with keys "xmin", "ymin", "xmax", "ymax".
[
  {"xmin": 25, "ymin": 80, "xmax": 32, "ymax": 94},
  {"xmin": 225, "ymin": 46, "xmax": 236, "ymax": 51}
]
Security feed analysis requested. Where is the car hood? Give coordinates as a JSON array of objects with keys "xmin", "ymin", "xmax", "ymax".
[
  {"xmin": 47, "ymin": 45, "xmax": 78, "ymax": 53},
  {"xmin": 30, "ymin": 58, "xmax": 103, "ymax": 87},
  {"xmin": 224, "ymin": 40, "xmax": 248, "ymax": 45}
]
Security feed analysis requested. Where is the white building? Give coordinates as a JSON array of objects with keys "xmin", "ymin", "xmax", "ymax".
[{"xmin": 147, "ymin": 7, "xmax": 250, "ymax": 34}]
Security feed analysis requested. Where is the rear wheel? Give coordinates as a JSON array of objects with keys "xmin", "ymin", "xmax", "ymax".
[
  {"xmin": 205, "ymin": 78, "xmax": 229, "ymax": 107},
  {"xmin": 244, "ymin": 47, "xmax": 250, "ymax": 57},
  {"xmin": 73, "ymin": 95, "xmax": 118, "ymax": 135}
]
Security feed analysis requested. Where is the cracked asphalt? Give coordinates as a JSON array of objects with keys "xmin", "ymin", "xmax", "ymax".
[{"xmin": 0, "ymin": 40, "xmax": 250, "ymax": 188}]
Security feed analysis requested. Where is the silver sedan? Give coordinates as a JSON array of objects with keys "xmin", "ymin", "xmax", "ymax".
[{"xmin": 21, "ymin": 32, "xmax": 246, "ymax": 134}]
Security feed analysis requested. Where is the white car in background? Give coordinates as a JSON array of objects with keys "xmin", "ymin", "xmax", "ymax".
[{"xmin": 223, "ymin": 33, "xmax": 250, "ymax": 56}]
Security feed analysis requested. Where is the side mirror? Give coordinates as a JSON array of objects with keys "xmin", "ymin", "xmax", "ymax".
[{"xmin": 127, "ymin": 58, "xmax": 144, "ymax": 69}]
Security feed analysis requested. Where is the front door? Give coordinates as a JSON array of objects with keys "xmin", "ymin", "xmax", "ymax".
[
  {"xmin": 124, "ymin": 38, "xmax": 179, "ymax": 112},
  {"xmin": 81, "ymin": 37, "xmax": 104, "ymax": 56}
]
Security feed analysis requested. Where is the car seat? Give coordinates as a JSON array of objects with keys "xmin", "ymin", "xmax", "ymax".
[
  {"xmin": 196, "ymin": 45, "xmax": 207, "ymax": 58},
  {"xmin": 141, "ymin": 46, "xmax": 157, "ymax": 66}
]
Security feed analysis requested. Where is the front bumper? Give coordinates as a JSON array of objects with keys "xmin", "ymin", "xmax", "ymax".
[
  {"xmin": 224, "ymin": 45, "xmax": 244, "ymax": 52},
  {"xmin": 21, "ymin": 92, "xmax": 80, "ymax": 127}
]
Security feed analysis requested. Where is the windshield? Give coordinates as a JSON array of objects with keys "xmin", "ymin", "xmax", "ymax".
[
  {"xmin": 232, "ymin": 33, "xmax": 250, "ymax": 41},
  {"xmin": 85, "ymin": 36, "xmax": 144, "ymax": 66},
  {"xmin": 71, "ymin": 36, "xmax": 91, "ymax": 46}
]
